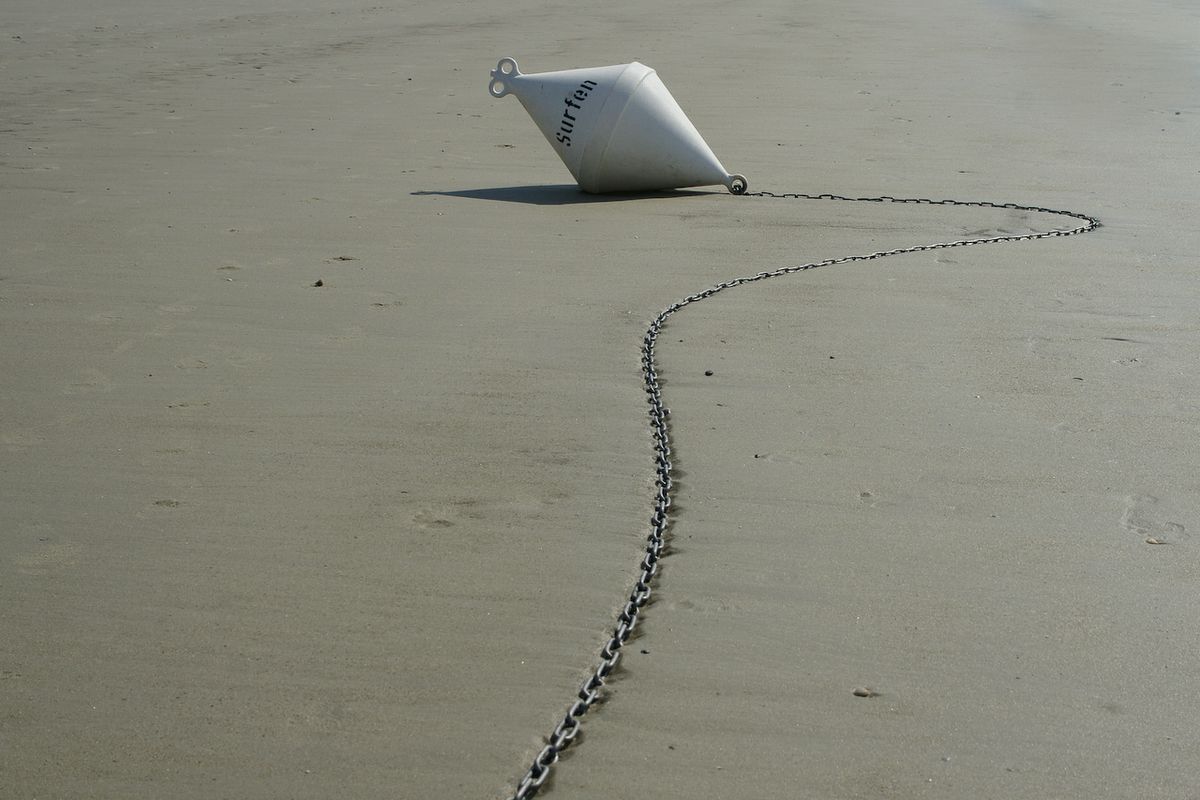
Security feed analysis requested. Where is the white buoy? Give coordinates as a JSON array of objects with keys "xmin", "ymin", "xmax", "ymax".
[{"xmin": 488, "ymin": 57, "xmax": 747, "ymax": 194}]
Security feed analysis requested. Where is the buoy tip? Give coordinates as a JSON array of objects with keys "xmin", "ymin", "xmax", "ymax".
[{"xmin": 489, "ymin": 57, "xmax": 520, "ymax": 98}]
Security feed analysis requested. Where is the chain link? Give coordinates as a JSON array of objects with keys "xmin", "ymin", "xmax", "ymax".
[{"xmin": 506, "ymin": 191, "xmax": 1100, "ymax": 800}]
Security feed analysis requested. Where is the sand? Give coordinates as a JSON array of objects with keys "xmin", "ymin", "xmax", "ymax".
[{"xmin": 2, "ymin": 0, "xmax": 1198, "ymax": 798}]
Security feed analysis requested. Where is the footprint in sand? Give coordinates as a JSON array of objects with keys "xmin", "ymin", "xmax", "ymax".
[
  {"xmin": 15, "ymin": 538, "xmax": 82, "ymax": 575},
  {"xmin": 664, "ymin": 597, "xmax": 738, "ymax": 615},
  {"xmin": 413, "ymin": 509, "xmax": 455, "ymax": 530},
  {"xmin": 1119, "ymin": 494, "xmax": 1187, "ymax": 542},
  {"xmin": 322, "ymin": 325, "xmax": 365, "ymax": 346},
  {"xmin": 64, "ymin": 367, "xmax": 114, "ymax": 395},
  {"xmin": 223, "ymin": 347, "xmax": 270, "ymax": 368}
]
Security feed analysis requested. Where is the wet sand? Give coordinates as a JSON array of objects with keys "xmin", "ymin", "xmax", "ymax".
[{"xmin": 2, "ymin": 1, "xmax": 1198, "ymax": 798}]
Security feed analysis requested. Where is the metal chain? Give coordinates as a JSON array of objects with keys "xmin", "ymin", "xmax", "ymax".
[{"xmin": 507, "ymin": 191, "xmax": 1100, "ymax": 800}]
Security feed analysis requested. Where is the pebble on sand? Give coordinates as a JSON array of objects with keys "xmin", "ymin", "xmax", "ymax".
[{"xmin": 852, "ymin": 687, "xmax": 879, "ymax": 698}]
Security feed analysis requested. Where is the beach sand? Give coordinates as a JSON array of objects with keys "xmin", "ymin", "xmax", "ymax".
[{"xmin": 2, "ymin": 1, "xmax": 1198, "ymax": 798}]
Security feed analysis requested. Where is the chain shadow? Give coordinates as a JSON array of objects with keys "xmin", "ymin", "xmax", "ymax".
[{"xmin": 411, "ymin": 185, "xmax": 715, "ymax": 206}]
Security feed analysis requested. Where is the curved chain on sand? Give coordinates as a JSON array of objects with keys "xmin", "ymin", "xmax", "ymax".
[{"xmin": 508, "ymin": 191, "xmax": 1101, "ymax": 800}]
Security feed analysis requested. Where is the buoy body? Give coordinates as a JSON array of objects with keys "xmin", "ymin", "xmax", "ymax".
[{"xmin": 489, "ymin": 58, "xmax": 746, "ymax": 194}]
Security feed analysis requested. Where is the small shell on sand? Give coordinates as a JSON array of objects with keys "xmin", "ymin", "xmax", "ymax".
[{"xmin": 852, "ymin": 687, "xmax": 879, "ymax": 698}]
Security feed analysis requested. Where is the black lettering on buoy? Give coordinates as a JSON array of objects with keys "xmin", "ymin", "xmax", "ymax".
[{"xmin": 555, "ymin": 79, "xmax": 600, "ymax": 149}]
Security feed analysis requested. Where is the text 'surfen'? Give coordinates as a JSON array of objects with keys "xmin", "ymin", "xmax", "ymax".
[{"xmin": 556, "ymin": 79, "xmax": 598, "ymax": 146}]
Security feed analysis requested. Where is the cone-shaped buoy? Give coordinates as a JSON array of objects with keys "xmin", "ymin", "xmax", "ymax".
[{"xmin": 488, "ymin": 57, "xmax": 747, "ymax": 194}]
